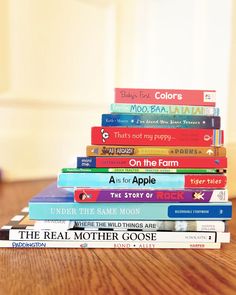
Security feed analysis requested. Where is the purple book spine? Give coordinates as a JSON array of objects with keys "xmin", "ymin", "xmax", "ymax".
[{"xmin": 74, "ymin": 189, "xmax": 227, "ymax": 203}]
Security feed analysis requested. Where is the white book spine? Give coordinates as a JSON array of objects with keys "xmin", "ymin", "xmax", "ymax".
[
  {"xmin": 8, "ymin": 230, "xmax": 230, "ymax": 243},
  {"xmin": 0, "ymin": 240, "xmax": 221, "ymax": 249}
]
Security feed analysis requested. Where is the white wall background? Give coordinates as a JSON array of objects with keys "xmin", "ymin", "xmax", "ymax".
[{"xmin": 0, "ymin": 0, "xmax": 233, "ymax": 192}]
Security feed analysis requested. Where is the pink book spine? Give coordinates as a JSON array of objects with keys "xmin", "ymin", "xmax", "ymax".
[{"xmin": 115, "ymin": 88, "xmax": 216, "ymax": 106}]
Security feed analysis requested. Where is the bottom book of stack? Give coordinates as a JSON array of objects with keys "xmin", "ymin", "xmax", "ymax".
[{"xmin": 0, "ymin": 207, "xmax": 230, "ymax": 249}]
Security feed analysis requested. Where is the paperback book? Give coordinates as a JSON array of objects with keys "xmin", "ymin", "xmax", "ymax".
[{"xmin": 62, "ymin": 168, "xmax": 226, "ymax": 174}]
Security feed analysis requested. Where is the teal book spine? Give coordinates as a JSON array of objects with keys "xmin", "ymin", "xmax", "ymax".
[
  {"xmin": 29, "ymin": 202, "xmax": 232, "ymax": 220},
  {"xmin": 110, "ymin": 103, "xmax": 220, "ymax": 116},
  {"xmin": 57, "ymin": 173, "xmax": 226, "ymax": 189},
  {"xmin": 57, "ymin": 173, "xmax": 184, "ymax": 189}
]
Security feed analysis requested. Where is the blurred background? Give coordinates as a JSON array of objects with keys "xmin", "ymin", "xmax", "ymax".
[{"xmin": 0, "ymin": 0, "xmax": 235, "ymax": 197}]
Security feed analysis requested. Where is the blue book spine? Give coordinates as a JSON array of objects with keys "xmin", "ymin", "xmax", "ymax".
[
  {"xmin": 110, "ymin": 103, "xmax": 220, "ymax": 116},
  {"xmin": 29, "ymin": 202, "xmax": 232, "ymax": 220},
  {"xmin": 102, "ymin": 114, "xmax": 221, "ymax": 129},
  {"xmin": 57, "ymin": 173, "xmax": 185, "ymax": 189}
]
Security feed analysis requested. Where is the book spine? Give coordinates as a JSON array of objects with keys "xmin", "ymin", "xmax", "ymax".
[
  {"xmin": 76, "ymin": 156, "xmax": 227, "ymax": 169},
  {"xmin": 102, "ymin": 114, "xmax": 221, "ymax": 129},
  {"xmin": 86, "ymin": 145, "xmax": 227, "ymax": 157},
  {"xmin": 73, "ymin": 220, "xmax": 226, "ymax": 232},
  {"xmin": 91, "ymin": 127, "xmax": 224, "ymax": 147},
  {"xmin": 62, "ymin": 168, "xmax": 226, "ymax": 174},
  {"xmin": 115, "ymin": 88, "xmax": 216, "ymax": 106},
  {"xmin": 0, "ymin": 240, "xmax": 222, "ymax": 249},
  {"xmin": 29, "ymin": 202, "xmax": 232, "ymax": 220},
  {"xmin": 74, "ymin": 188, "xmax": 228, "ymax": 203},
  {"xmin": 110, "ymin": 103, "xmax": 220, "ymax": 116},
  {"xmin": 57, "ymin": 173, "xmax": 227, "ymax": 189},
  {"xmin": 8, "ymin": 229, "xmax": 230, "ymax": 243}
]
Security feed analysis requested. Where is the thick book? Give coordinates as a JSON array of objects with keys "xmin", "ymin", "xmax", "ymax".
[
  {"xmin": 102, "ymin": 114, "xmax": 221, "ymax": 129},
  {"xmin": 115, "ymin": 88, "xmax": 216, "ymax": 106},
  {"xmin": 76, "ymin": 156, "xmax": 227, "ymax": 169},
  {"xmin": 110, "ymin": 103, "xmax": 220, "ymax": 116},
  {"xmin": 91, "ymin": 127, "xmax": 224, "ymax": 147},
  {"xmin": 86, "ymin": 145, "xmax": 226, "ymax": 157},
  {"xmin": 29, "ymin": 184, "xmax": 232, "ymax": 220},
  {"xmin": 74, "ymin": 188, "xmax": 228, "ymax": 203},
  {"xmin": 57, "ymin": 173, "xmax": 227, "ymax": 189}
]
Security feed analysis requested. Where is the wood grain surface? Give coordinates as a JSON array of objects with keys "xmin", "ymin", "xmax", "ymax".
[{"xmin": 0, "ymin": 179, "xmax": 235, "ymax": 295}]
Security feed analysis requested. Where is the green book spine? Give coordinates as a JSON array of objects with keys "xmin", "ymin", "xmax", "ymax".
[{"xmin": 61, "ymin": 168, "xmax": 225, "ymax": 174}]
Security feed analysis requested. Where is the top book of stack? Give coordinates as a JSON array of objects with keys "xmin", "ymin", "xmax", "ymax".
[{"xmin": 115, "ymin": 88, "xmax": 216, "ymax": 106}]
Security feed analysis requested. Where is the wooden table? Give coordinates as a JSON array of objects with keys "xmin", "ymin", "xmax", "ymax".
[{"xmin": 0, "ymin": 179, "xmax": 235, "ymax": 295}]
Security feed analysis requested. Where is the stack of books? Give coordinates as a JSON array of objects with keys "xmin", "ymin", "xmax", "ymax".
[{"xmin": 0, "ymin": 88, "xmax": 232, "ymax": 249}]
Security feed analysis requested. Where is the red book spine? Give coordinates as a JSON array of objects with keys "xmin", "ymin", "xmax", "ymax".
[
  {"xmin": 91, "ymin": 127, "xmax": 224, "ymax": 147},
  {"xmin": 90, "ymin": 157, "xmax": 227, "ymax": 169},
  {"xmin": 184, "ymin": 175, "xmax": 227, "ymax": 188},
  {"xmin": 115, "ymin": 88, "xmax": 216, "ymax": 106}
]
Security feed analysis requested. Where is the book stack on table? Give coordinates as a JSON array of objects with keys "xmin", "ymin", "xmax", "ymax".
[{"xmin": 0, "ymin": 88, "xmax": 232, "ymax": 249}]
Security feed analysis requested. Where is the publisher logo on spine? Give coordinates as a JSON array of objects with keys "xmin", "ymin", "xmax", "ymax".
[
  {"xmin": 204, "ymin": 92, "xmax": 216, "ymax": 103},
  {"xmin": 101, "ymin": 128, "xmax": 109, "ymax": 143}
]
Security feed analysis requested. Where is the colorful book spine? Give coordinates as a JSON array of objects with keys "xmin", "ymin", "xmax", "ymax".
[
  {"xmin": 74, "ymin": 189, "xmax": 228, "ymax": 203},
  {"xmin": 62, "ymin": 168, "xmax": 226, "ymax": 174},
  {"xmin": 73, "ymin": 220, "xmax": 226, "ymax": 232},
  {"xmin": 29, "ymin": 202, "xmax": 232, "ymax": 220},
  {"xmin": 86, "ymin": 145, "xmax": 226, "ymax": 157},
  {"xmin": 91, "ymin": 127, "xmax": 224, "ymax": 147},
  {"xmin": 76, "ymin": 156, "xmax": 227, "ymax": 169},
  {"xmin": 115, "ymin": 88, "xmax": 216, "ymax": 106},
  {"xmin": 110, "ymin": 103, "xmax": 220, "ymax": 116},
  {"xmin": 7, "ymin": 229, "xmax": 230, "ymax": 243},
  {"xmin": 102, "ymin": 114, "xmax": 221, "ymax": 129},
  {"xmin": 57, "ymin": 173, "xmax": 227, "ymax": 189},
  {"xmin": 0, "ymin": 241, "xmax": 222, "ymax": 249}
]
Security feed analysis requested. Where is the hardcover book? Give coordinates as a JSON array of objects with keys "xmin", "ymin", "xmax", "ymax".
[
  {"xmin": 102, "ymin": 114, "xmax": 221, "ymax": 129},
  {"xmin": 29, "ymin": 183, "xmax": 232, "ymax": 220},
  {"xmin": 110, "ymin": 103, "xmax": 220, "ymax": 116},
  {"xmin": 57, "ymin": 173, "xmax": 227, "ymax": 189},
  {"xmin": 115, "ymin": 88, "xmax": 216, "ymax": 106},
  {"xmin": 86, "ymin": 145, "xmax": 226, "ymax": 157},
  {"xmin": 76, "ymin": 156, "xmax": 227, "ymax": 169},
  {"xmin": 1, "ymin": 208, "xmax": 226, "ymax": 248},
  {"xmin": 74, "ymin": 188, "xmax": 228, "ymax": 203},
  {"xmin": 91, "ymin": 127, "xmax": 224, "ymax": 147}
]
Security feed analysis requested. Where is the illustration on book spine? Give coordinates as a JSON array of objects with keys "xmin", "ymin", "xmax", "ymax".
[
  {"xmin": 86, "ymin": 145, "xmax": 227, "ymax": 157},
  {"xmin": 74, "ymin": 188, "xmax": 228, "ymax": 203},
  {"xmin": 91, "ymin": 127, "xmax": 224, "ymax": 147}
]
